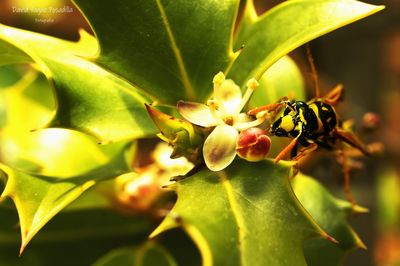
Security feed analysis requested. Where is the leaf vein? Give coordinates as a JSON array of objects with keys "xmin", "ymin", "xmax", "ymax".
[
  {"xmin": 219, "ymin": 171, "xmax": 245, "ymax": 265},
  {"xmin": 155, "ymin": 0, "xmax": 195, "ymax": 100}
]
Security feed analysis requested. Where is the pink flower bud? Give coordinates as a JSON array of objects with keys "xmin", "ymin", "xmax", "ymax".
[
  {"xmin": 362, "ymin": 112, "xmax": 381, "ymax": 129},
  {"xmin": 236, "ymin": 128, "xmax": 271, "ymax": 162}
]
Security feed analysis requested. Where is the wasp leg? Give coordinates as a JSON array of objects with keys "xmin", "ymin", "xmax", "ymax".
[
  {"xmin": 275, "ymin": 122, "xmax": 305, "ymax": 163},
  {"xmin": 287, "ymin": 142, "xmax": 318, "ymax": 179},
  {"xmin": 274, "ymin": 137, "xmax": 299, "ymax": 163},
  {"xmin": 335, "ymin": 128, "xmax": 370, "ymax": 156},
  {"xmin": 290, "ymin": 142, "xmax": 299, "ymax": 159},
  {"xmin": 336, "ymin": 150, "xmax": 357, "ymax": 208},
  {"xmin": 313, "ymin": 138, "xmax": 335, "ymax": 150},
  {"xmin": 292, "ymin": 142, "xmax": 318, "ymax": 161},
  {"xmin": 248, "ymin": 97, "xmax": 289, "ymax": 116},
  {"xmin": 323, "ymin": 84, "xmax": 344, "ymax": 106}
]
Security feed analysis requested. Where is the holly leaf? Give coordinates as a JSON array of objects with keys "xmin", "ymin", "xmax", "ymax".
[
  {"xmin": 0, "ymin": 130, "xmax": 132, "ymax": 253},
  {"xmin": 229, "ymin": 0, "xmax": 384, "ymax": 86},
  {"xmin": 73, "ymin": 0, "xmax": 239, "ymax": 104},
  {"xmin": 0, "ymin": 26, "xmax": 156, "ymax": 143},
  {"xmin": 0, "ymin": 206, "xmax": 153, "ymax": 266},
  {"xmin": 0, "ymin": 40, "xmax": 31, "ymax": 66},
  {"xmin": 0, "ymin": 68, "xmax": 53, "ymax": 145},
  {"xmin": 248, "ymin": 56, "xmax": 306, "ymax": 109},
  {"xmin": 151, "ymin": 160, "xmax": 331, "ymax": 266},
  {"xmin": 93, "ymin": 242, "xmax": 178, "ymax": 266},
  {"xmin": 0, "ymin": 0, "xmax": 383, "ymax": 142},
  {"xmin": 0, "ymin": 66, "xmax": 138, "ymax": 251},
  {"xmin": 293, "ymin": 174, "xmax": 367, "ymax": 266}
]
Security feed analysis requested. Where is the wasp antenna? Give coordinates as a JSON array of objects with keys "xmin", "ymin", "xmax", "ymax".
[{"xmin": 306, "ymin": 44, "xmax": 320, "ymax": 99}]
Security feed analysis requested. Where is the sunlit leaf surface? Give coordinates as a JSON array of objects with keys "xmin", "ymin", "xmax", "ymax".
[
  {"xmin": 152, "ymin": 160, "xmax": 329, "ymax": 266},
  {"xmin": 293, "ymin": 174, "xmax": 367, "ymax": 266}
]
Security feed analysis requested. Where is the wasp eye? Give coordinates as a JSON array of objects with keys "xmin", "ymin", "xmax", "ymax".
[{"xmin": 271, "ymin": 118, "xmax": 282, "ymax": 131}]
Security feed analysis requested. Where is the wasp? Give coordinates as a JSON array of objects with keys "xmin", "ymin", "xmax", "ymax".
[
  {"xmin": 250, "ymin": 85, "xmax": 369, "ymax": 161},
  {"xmin": 248, "ymin": 45, "xmax": 371, "ymax": 204}
]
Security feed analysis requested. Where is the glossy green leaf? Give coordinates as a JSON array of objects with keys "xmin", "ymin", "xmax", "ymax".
[
  {"xmin": 64, "ymin": 184, "xmax": 112, "ymax": 211},
  {"xmin": 0, "ymin": 206, "xmax": 152, "ymax": 266},
  {"xmin": 0, "ymin": 0, "xmax": 383, "ymax": 142},
  {"xmin": 0, "ymin": 131, "xmax": 132, "ymax": 253},
  {"xmin": 152, "ymin": 160, "xmax": 330, "ymax": 266},
  {"xmin": 248, "ymin": 56, "xmax": 306, "ymax": 109},
  {"xmin": 94, "ymin": 242, "xmax": 178, "ymax": 266},
  {"xmin": 293, "ymin": 174, "xmax": 367, "ymax": 266},
  {"xmin": 0, "ymin": 25, "xmax": 156, "ymax": 142},
  {"xmin": 0, "ymin": 65, "xmax": 25, "ymax": 88},
  {"xmin": 229, "ymin": 0, "xmax": 384, "ymax": 86},
  {"xmin": 73, "ymin": 0, "xmax": 239, "ymax": 104},
  {"xmin": 0, "ymin": 66, "xmax": 139, "ymax": 250},
  {"xmin": 0, "ymin": 68, "xmax": 53, "ymax": 140},
  {"xmin": 0, "ymin": 40, "xmax": 31, "ymax": 66}
]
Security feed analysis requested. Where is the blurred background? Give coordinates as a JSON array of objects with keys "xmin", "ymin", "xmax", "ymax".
[{"xmin": 0, "ymin": 0, "xmax": 399, "ymax": 265}]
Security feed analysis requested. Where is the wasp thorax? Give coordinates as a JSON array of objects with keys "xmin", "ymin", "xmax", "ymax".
[{"xmin": 236, "ymin": 128, "xmax": 271, "ymax": 162}]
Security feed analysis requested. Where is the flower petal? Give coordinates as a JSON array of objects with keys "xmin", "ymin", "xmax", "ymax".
[
  {"xmin": 236, "ymin": 113, "xmax": 253, "ymax": 123},
  {"xmin": 214, "ymin": 79, "xmax": 242, "ymax": 115},
  {"xmin": 177, "ymin": 101, "xmax": 217, "ymax": 127},
  {"xmin": 203, "ymin": 125, "xmax": 238, "ymax": 171}
]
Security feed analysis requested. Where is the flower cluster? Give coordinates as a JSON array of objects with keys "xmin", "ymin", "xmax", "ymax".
[
  {"xmin": 178, "ymin": 72, "xmax": 270, "ymax": 171},
  {"xmin": 116, "ymin": 143, "xmax": 194, "ymax": 212}
]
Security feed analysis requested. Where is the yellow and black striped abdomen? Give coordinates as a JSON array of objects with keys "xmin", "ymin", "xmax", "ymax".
[{"xmin": 308, "ymin": 101, "xmax": 337, "ymax": 135}]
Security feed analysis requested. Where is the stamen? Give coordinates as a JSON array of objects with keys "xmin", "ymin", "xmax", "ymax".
[
  {"xmin": 247, "ymin": 78, "xmax": 259, "ymax": 90},
  {"xmin": 223, "ymin": 116, "xmax": 234, "ymax": 126},
  {"xmin": 235, "ymin": 117, "xmax": 265, "ymax": 131},
  {"xmin": 207, "ymin": 100, "xmax": 222, "ymax": 124},
  {"xmin": 238, "ymin": 78, "xmax": 259, "ymax": 112},
  {"xmin": 207, "ymin": 99, "xmax": 219, "ymax": 109},
  {"xmin": 213, "ymin": 72, "xmax": 225, "ymax": 89}
]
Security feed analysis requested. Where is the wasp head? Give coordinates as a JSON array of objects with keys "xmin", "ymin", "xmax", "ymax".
[{"xmin": 271, "ymin": 113, "xmax": 296, "ymax": 137}]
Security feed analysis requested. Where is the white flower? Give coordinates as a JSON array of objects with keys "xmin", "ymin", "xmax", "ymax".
[
  {"xmin": 116, "ymin": 143, "xmax": 194, "ymax": 211},
  {"xmin": 177, "ymin": 72, "xmax": 265, "ymax": 171}
]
